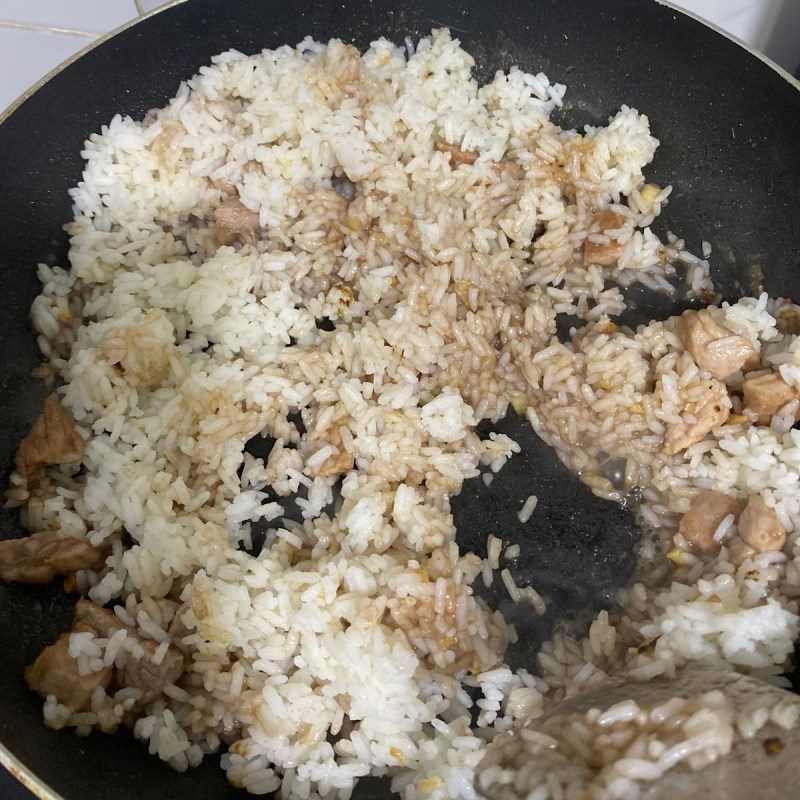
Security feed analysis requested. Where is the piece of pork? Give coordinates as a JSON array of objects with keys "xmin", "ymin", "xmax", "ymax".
[
  {"xmin": 119, "ymin": 644, "xmax": 185, "ymax": 705},
  {"xmin": 74, "ymin": 599, "xmax": 125, "ymax": 638},
  {"xmin": 75, "ymin": 600, "xmax": 184, "ymax": 703},
  {"xmin": 25, "ymin": 629, "xmax": 113, "ymax": 711},
  {"xmin": 436, "ymin": 141, "xmax": 479, "ymax": 165},
  {"xmin": 0, "ymin": 530, "xmax": 107, "ymax": 584},
  {"xmin": 676, "ymin": 310, "xmax": 757, "ymax": 380},
  {"xmin": 742, "ymin": 372, "xmax": 798, "ymax": 425},
  {"xmin": 212, "ymin": 197, "xmax": 261, "ymax": 245},
  {"xmin": 435, "ymin": 141, "xmax": 519, "ymax": 177},
  {"xmin": 739, "ymin": 494, "xmax": 786, "ymax": 553},
  {"xmin": 15, "ymin": 394, "xmax": 84, "ymax": 480},
  {"xmin": 582, "ymin": 210, "xmax": 627, "ymax": 267},
  {"xmin": 727, "ymin": 536, "xmax": 759, "ymax": 567},
  {"xmin": 679, "ymin": 490, "xmax": 741, "ymax": 554},
  {"xmin": 664, "ymin": 379, "xmax": 731, "ymax": 454}
]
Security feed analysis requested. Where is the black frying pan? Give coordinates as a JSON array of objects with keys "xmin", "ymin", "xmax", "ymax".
[{"xmin": 0, "ymin": 1, "xmax": 799, "ymax": 798}]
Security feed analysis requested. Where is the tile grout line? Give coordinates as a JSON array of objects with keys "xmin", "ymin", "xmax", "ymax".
[{"xmin": 0, "ymin": 20, "xmax": 98, "ymax": 38}]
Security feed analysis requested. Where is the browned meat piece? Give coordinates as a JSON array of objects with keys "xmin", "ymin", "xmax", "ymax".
[
  {"xmin": 739, "ymin": 494, "xmax": 786, "ymax": 553},
  {"xmin": 75, "ymin": 600, "xmax": 184, "ymax": 702},
  {"xmin": 312, "ymin": 447, "xmax": 354, "ymax": 478},
  {"xmin": 25, "ymin": 631, "xmax": 112, "ymax": 711},
  {"xmin": 306, "ymin": 425, "xmax": 354, "ymax": 479},
  {"xmin": 212, "ymin": 197, "xmax": 261, "ymax": 245},
  {"xmin": 741, "ymin": 351, "xmax": 763, "ymax": 374},
  {"xmin": 676, "ymin": 309, "xmax": 757, "ymax": 380},
  {"xmin": 435, "ymin": 142, "xmax": 519, "ymax": 178},
  {"xmin": 15, "ymin": 394, "xmax": 84, "ymax": 480},
  {"xmin": 120, "ymin": 644, "xmax": 184, "ymax": 704},
  {"xmin": 0, "ymin": 530, "xmax": 106, "ymax": 584},
  {"xmin": 678, "ymin": 490, "xmax": 741, "ymax": 554},
  {"xmin": 727, "ymin": 536, "xmax": 758, "ymax": 567},
  {"xmin": 582, "ymin": 210, "xmax": 626, "ymax": 267},
  {"xmin": 664, "ymin": 379, "xmax": 731, "ymax": 454},
  {"xmin": 742, "ymin": 372, "xmax": 798, "ymax": 425},
  {"xmin": 74, "ymin": 598, "xmax": 121, "ymax": 636},
  {"xmin": 436, "ymin": 141, "xmax": 478, "ymax": 165}
]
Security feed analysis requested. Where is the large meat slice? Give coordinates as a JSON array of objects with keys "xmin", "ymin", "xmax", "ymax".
[
  {"xmin": 25, "ymin": 628, "xmax": 113, "ymax": 711},
  {"xmin": 212, "ymin": 197, "xmax": 261, "ymax": 245},
  {"xmin": 75, "ymin": 600, "xmax": 185, "ymax": 703},
  {"xmin": 0, "ymin": 530, "xmax": 106, "ymax": 584},
  {"xmin": 676, "ymin": 310, "xmax": 756, "ymax": 380}
]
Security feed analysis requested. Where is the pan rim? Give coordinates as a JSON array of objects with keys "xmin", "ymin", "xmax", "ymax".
[
  {"xmin": 0, "ymin": 1, "xmax": 797, "ymax": 799},
  {"xmin": 657, "ymin": 0, "xmax": 800, "ymax": 89}
]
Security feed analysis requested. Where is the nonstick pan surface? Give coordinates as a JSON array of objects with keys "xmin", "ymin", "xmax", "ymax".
[{"xmin": 0, "ymin": 1, "xmax": 798, "ymax": 798}]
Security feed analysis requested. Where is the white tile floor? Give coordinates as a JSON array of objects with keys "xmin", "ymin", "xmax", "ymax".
[
  {"xmin": 1, "ymin": 0, "xmax": 136, "ymax": 32},
  {"xmin": 0, "ymin": 0, "xmax": 797, "ymax": 113}
]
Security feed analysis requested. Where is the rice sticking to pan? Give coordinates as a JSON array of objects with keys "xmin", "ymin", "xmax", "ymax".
[{"xmin": 3, "ymin": 28, "xmax": 800, "ymax": 800}]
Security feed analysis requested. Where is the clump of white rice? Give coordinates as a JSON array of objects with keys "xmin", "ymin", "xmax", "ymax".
[{"xmin": 12, "ymin": 27, "xmax": 800, "ymax": 800}]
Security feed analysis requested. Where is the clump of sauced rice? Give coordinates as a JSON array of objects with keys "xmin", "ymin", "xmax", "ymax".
[{"xmin": 10, "ymin": 28, "xmax": 800, "ymax": 800}]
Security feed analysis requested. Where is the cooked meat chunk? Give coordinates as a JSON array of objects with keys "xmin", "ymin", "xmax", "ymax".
[
  {"xmin": 663, "ymin": 379, "xmax": 731, "ymax": 454},
  {"xmin": 742, "ymin": 372, "xmax": 798, "ymax": 425},
  {"xmin": 435, "ymin": 142, "xmax": 519, "ymax": 178},
  {"xmin": 727, "ymin": 536, "xmax": 758, "ymax": 567},
  {"xmin": 676, "ymin": 310, "xmax": 757, "ymax": 380},
  {"xmin": 312, "ymin": 447, "xmax": 354, "ymax": 478},
  {"xmin": 741, "ymin": 351, "xmax": 763, "ymax": 374},
  {"xmin": 25, "ymin": 631, "xmax": 112, "ymax": 711},
  {"xmin": 75, "ymin": 600, "xmax": 184, "ymax": 702},
  {"xmin": 583, "ymin": 210, "xmax": 626, "ymax": 267},
  {"xmin": 436, "ymin": 141, "xmax": 478, "ymax": 165},
  {"xmin": 74, "ymin": 598, "xmax": 121, "ymax": 637},
  {"xmin": 739, "ymin": 494, "xmax": 786, "ymax": 553},
  {"xmin": 120, "ymin": 644, "xmax": 184, "ymax": 704},
  {"xmin": 678, "ymin": 490, "xmax": 741, "ymax": 553},
  {"xmin": 0, "ymin": 530, "xmax": 106, "ymax": 584},
  {"xmin": 212, "ymin": 197, "xmax": 261, "ymax": 245},
  {"xmin": 306, "ymin": 425, "xmax": 354, "ymax": 479},
  {"xmin": 15, "ymin": 394, "xmax": 84, "ymax": 480}
]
